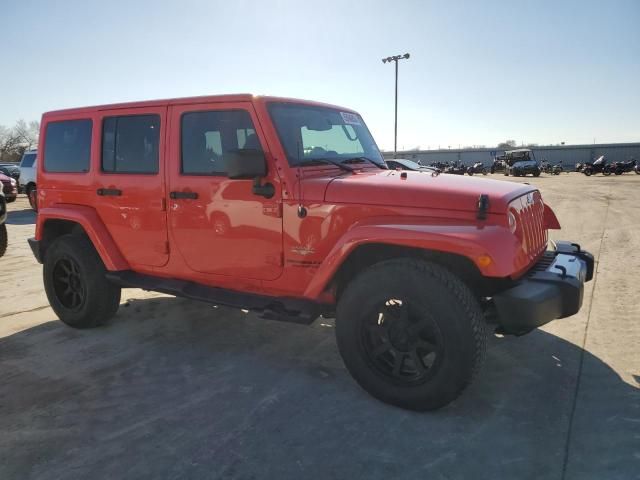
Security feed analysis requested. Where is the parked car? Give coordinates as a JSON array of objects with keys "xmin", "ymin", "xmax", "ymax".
[
  {"xmin": 386, "ymin": 158, "xmax": 439, "ymax": 173},
  {"xmin": 19, "ymin": 149, "xmax": 37, "ymax": 210},
  {"xmin": 466, "ymin": 162, "xmax": 487, "ymax": 175},
  {"xmin": 29, "ymin": 94, "xmax": 593, "ymax": 411},
  {"xmin": 582, "ymin": 156, "xmax": 612, "ymax": 176},
  {"xmin": 0, "ymin": 163, "xmax": 21, "ymax": 191},
  {"xmin": 504, "ymin": 149, "xmax": 541, "ymax": 177},
  {"xmin": 0, "ymin": 172, "xmax": 18, "ymax": 202},
  {"xmin": 0, "ymin": 188, "xmax": 7, "ymax": 257},
  {"xmin": 611, "ymin": 158, "xmax": 636, "ymax": 175}
]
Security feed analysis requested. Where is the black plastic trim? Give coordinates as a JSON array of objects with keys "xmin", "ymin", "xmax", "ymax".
[
  {"xmin": 28, "ymin": 237, "xmax": 42, "ymax": 263},
  {"xmin": 492, "ymin": 242, "xmax": 594, "ymax": 335},
  {"xmin": 105, "ymin": 270, "xmax": 326, "ymax": 324}
]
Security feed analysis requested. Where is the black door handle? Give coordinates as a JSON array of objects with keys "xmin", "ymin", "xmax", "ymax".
[
  {"xmin": 97, "ymin": 188, "xmax": 122, "ymax": 196},
  {"xmin": 170, "ymin": 191, "xmax": 198, "ymax": 200}
]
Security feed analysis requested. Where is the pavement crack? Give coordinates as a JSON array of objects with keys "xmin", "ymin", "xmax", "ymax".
[
  {"xmin": 0, "ymin": 305, "xmax": 50, "ymax": 319},
  {"xmin": 560, "ymin": 186, "xmax": 611, "ymax": 480}
]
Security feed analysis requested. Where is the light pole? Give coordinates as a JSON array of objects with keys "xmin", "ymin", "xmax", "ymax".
[{"xmin": 382, "ymin": 53, "xmax": 410, "ymax": 158}]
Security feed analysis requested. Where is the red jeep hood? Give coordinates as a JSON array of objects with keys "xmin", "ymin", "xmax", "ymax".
[{"xmin": 324, "ymin": 169, "xmax": 535, "ymax": 214}]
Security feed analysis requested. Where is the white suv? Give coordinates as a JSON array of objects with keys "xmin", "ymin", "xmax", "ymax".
[{"xmin": 19, "ymin": 149, "xmax": 37, "ymax": 210}]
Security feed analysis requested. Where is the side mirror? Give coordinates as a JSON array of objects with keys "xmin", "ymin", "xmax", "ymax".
[{"xmin": 227, "ymin": 149, "xmax": 267, "ymax": 179}]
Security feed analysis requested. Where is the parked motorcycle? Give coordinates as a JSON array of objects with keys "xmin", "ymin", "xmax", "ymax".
[
  {"xmin": 611, "ymin": 158, "xmax": 637, "ymax": 175},
  {"xmin": 582, "ymin": 156, "xmax": 612, "ymax": 176},
  {"xmin": 541, "ymin": 161, "xmax": 562, "ymax": 175},
  {"xmin": 490, "ymin": 157, "xmax": 506, "ymax": 174},
  {"xmin": 443, "ymin": 161, "xmax": 466, "ymax": 175},
  {"xmin": 467, "ymin": 162, "xmax": 488, "ymax": 175}
]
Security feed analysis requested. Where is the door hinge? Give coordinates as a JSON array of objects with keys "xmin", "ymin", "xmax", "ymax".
[
  {"xmin": 280, "ymin": 251, "xmax": 284, "ymax": 266},
  {"xmin": 160, "ymin": 198, "xmax": 167, "ymax": 211},
  {"xmin": 164, "ymin": 241, "xmax": 170, "ymax": 254},
  {"xmin": 262, "ymin": 202, "xmax": 283, "ymax": 218}
]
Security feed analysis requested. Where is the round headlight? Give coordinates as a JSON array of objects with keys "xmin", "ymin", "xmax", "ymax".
[
  {"xmin": 508, "ymin": 210, "xmax": 517, "ymax": 233},
  {"xmin": 10, "ymin": 178, "xmax": 16, "ymax": 185}
]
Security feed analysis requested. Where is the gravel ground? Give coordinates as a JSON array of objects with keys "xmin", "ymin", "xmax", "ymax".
[{"xmin": 1, "ymin": 173, "xmax": 638, "ymax": 480}]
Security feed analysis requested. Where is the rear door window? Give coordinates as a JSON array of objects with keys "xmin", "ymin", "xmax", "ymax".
[
  {"xmin": 102, "ymin": 115, "xmax": 160, "ymax": 174},
  {"xmin": 44, "ymin": 120, "xmax": 92, "ymax": 173}
]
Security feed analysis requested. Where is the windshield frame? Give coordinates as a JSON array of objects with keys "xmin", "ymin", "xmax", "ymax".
[{"xmin": 266, "ymin": 102, "xmax": 385, "ymax": 168}]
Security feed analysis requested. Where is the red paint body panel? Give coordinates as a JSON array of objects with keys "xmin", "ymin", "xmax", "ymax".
[
  {"xmin": 36, "ymin": 94, "xmax": 555, "ymax": 305},
  {"xmin": 37, "ymin": 205, "xmax": 129, "ymax": 270}
]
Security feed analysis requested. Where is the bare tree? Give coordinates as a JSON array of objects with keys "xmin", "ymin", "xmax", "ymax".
[
  {"xmin": 0, "ymin": 120, "xmax": 40, "ymax": 162},
  {"xmin": 497, "ymin": 140, "xmax": 517, "ymax": 149},
  {"xmin": 13, "ymin": 119, "xmax": 40, "ymax": 150}
]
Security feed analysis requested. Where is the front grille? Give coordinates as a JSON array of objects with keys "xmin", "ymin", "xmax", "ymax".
[{"xmin": 510, "ymin": 191, "xmax": 548, "ymax": 265}]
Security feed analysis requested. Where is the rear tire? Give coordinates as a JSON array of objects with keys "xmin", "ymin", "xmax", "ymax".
[
  {"xmin": 335, "ymin": 258, "xmax": 487, "ymax": 411},
  {"xmin": 584, "ymin": 168, "xmax": 592, "ymax": 176},
  {"xmin": 0, "ymin": 224, "xmax": 7, "ymax": 257},
  {"xmin": 44, "ymin": 234, "xmax": 121, "ymax": 328},
  {"xmin": 26, "ymin": 185, "xmax": 37, "ymax": 211}
]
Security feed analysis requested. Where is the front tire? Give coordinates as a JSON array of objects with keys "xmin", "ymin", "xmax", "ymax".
[
  {"xmin": 44, "ymin": 234, "xmax": 121, "ymax": 328},
  {"xmin": 335, "ymin": 259, "xmax": 486, "ymax": 411}
]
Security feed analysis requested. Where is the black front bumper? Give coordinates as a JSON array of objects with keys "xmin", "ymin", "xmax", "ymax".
[{"xmin": 493, "ymin": 241, "xmax": 594, "ymax": 335}]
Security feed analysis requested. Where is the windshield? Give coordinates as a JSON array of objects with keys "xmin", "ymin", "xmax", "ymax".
[{"xmin": 267, "ymin": 103, "xmax": 384, "ymax": 167}]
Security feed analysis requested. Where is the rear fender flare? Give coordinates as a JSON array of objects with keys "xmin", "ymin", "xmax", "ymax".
[{"xmin": 36, "ymin": 205, "xmax": 128, "ymax": 270}]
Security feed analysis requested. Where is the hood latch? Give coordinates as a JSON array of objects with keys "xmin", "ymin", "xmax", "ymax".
[{"xmin": 477, "ymin": 194, "xmax": 490, "ymax": 220}]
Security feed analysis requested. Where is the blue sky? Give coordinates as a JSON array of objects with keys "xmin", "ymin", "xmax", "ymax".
[{"xmin": 1, "ymin": 0, "xmax": 638, "ymax": 150}]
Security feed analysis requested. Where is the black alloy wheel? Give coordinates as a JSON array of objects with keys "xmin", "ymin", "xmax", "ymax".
[
  {"xmin": 52, "ymin": 256, "xmax": 86, "ymax": 311},
  {"xmin": 361, "ymin": 299, "xmax": 443, "ymax": 386}
]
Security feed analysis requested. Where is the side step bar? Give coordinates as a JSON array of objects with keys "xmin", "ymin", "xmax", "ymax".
[{"xmin": 105, "ymin": 270, "xmax": 325, "ymax": 325}]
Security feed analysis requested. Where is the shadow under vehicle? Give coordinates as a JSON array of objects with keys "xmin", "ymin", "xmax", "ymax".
[
  {"xmin": 0, "ymin": 298, "xmax": 638, "ymax": 480},
  {"xmin": 503, "ymin": 149, "xmax": 541, "ymax": 177}
]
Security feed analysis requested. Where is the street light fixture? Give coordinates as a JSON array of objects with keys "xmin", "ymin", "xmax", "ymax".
[{"xmin": 382, "ymin": 53, "xmax": 410, "ymax": 158}]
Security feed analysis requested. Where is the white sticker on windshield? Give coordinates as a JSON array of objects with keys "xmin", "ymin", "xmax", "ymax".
[{"xmin": 340, "ymin": 112, "xmax": 361, "ymax": 126}]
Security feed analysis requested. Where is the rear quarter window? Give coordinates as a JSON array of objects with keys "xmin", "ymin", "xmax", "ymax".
[{"xmin": 44, "ymin": 120, "xmax": 92, "ymax": 173}]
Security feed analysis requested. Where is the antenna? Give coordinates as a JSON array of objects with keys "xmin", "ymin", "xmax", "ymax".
[{"xmin": 296, "ymin": 140, "xmax": 307, "ymax": 218}]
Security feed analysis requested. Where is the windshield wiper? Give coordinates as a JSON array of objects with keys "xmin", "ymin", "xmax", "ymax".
[
  {"xmin": 296, "ymin": 158, "xmax": 355, "ymax": 172},
  {"xmin": 342, "ymin": 156, "xmax": 386, "ymax": 169}
]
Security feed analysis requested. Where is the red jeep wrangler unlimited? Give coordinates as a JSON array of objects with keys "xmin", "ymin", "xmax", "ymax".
[{"xmin": 29, "ymin": 95, "xmax": 593, "ymax": 410}]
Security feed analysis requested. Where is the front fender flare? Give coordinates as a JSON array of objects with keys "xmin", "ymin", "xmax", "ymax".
[
  {"xmin": 303, "ymin": 219, "xmax": 522, "ymax": 299},
  {"xmin": 36, "ymin": 205, "xmax": 129, "ymax": 270}
]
